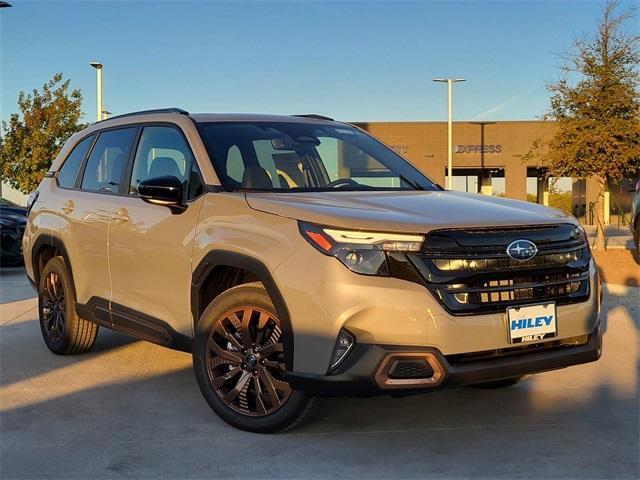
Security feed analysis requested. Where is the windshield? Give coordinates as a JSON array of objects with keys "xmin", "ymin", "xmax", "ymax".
[{"xmin": 197, "ymin": 122, "xmax": 440, "ymax": 192}]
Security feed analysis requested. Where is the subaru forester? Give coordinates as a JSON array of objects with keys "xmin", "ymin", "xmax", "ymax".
[{"xmin": 23, "ymin": 109, "xmax": 602, "ymax": 432}]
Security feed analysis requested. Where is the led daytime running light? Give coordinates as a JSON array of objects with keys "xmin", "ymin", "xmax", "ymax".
[{"xmin": 322, "ymin": 228, "xmax": 424, "ymax": 252}]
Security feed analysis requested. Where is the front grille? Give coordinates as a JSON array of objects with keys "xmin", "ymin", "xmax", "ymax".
[{"xmin": 410, "ymin": 224, "xmax": 591, "ymax": 315}]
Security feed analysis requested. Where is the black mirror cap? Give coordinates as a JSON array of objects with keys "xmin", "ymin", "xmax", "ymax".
[{"xmin": 138, "ymin": 175, "xmax": 186, "ymax": 213}]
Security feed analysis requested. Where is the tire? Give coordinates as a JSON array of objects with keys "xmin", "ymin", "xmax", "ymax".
[
  {"xmin": 471, "ymin": 376, "xmax": 524, "ymax": 389},
  {"xmin": 38, "ymin": 256, "xmax": 98, "ymax": 355},
  {"xmin": 193, "ymin": 282, "xmax": 322, "ymax": 433}
]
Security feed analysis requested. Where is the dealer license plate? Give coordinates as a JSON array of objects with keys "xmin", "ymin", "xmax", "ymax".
[{"xmin": 507, "ymin": 302, "xmax": 557, "ymax": 343}]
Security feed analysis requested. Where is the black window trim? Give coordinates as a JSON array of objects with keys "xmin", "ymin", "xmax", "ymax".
[{"xmin": 122, "ymin": 121, "xmax": 206, "ymax": 204}]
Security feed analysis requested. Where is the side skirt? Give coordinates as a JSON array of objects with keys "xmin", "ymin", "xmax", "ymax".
[{"xmin": 76, "ymin": 297, "xmax": 192, "ymax": 353}]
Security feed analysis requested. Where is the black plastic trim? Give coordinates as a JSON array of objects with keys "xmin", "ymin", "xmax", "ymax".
[
  {"xmin": 287, "ymin": 325, "xmax": 601, "ymax": 397},
  {"xmin": 31, "ymin": 235, "xmax": 77, "ymax": 297},
  {"xmin": 76, "ymin": 297, "xmax": 192, "ymax": 352},
  {"xmin": 191, "ymin": 250, "xmax": 294, "ymax": 370}
]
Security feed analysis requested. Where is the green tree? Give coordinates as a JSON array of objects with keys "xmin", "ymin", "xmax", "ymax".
[
  {"xmin": 0, "ymin": 73, "xmax": 86, "ymax": 193},
  {"xmin": 525, "ymin": 1, "xmax": 640, "ymax": 249}
]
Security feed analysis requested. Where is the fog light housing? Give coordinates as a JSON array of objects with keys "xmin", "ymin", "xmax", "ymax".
[{"xmin": 329, "ymin": 329, "xmax": 355, "ymax": 371}]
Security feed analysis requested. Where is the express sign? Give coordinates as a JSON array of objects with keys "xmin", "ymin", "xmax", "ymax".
[{"xmin": 454, "ymin": 144, "xmax": 503, "ymax": 154}]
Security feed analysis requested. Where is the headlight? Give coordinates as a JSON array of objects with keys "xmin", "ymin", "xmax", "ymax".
[
  {"xmin": 299, "ymin": 222, "xmax": 424, "ymax": 275},
  {"xmin": 572, "ymin": 225, "xmax": 587, "ymax": 242}
]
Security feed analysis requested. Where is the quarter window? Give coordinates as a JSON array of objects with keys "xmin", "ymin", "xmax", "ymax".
[
  {"xmin": 81, "ymin": 128, "xmax": 136, "ymax": 192},
  {"xmin": 57, "ymin": 135, "xmax": 95, "ymax": 188}
]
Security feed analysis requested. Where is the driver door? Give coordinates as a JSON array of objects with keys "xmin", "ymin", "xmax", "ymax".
[{"xmin": 107, "ymin": 124, "xmax": 205, "ymax": 339}]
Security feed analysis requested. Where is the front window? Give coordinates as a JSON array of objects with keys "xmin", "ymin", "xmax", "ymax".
[{"xmin": 197, "ymin": 122, "xmax": 440, "ymax": 192}]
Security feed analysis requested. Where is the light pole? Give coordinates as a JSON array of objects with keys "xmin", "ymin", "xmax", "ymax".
[
  {"xmin": 89, "ymin": 61, "xmax": 103, "ymax": 121},
  {"xmin": 433, "ymin": 78, "xmax": 465, "ymax": 190}
]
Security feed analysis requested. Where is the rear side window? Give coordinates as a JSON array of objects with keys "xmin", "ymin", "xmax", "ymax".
[
  {"xmin": 81, "ymin": 128, "xmax": 136, "ymax": 193},
  {"xmin": 57, "ymin": 135, "xmax": 95, "ymax": 188}
]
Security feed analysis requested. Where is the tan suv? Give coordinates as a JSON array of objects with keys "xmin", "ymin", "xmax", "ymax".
[{"xmin": 23, "ymin": 109, "xmax": 602, "ymax": 432}]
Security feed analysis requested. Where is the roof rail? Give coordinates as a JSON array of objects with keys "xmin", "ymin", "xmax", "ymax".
[
  {"xmin": 293, "ymin": 114, "xmax": 334, "ymax": 121},
  {"xmin": 96, "ymin": 108, "xmax": 189, "ymax": 123}
]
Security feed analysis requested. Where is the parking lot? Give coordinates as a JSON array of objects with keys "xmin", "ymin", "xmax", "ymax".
[{"xmin": 1, "ymin": 266, "xmax": 638, "ymax": 479}]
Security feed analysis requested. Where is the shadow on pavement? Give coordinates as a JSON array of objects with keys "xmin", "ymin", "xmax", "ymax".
[{"xmin": 0, "ymin": 267, "xmax": 35, "ymax": 304}]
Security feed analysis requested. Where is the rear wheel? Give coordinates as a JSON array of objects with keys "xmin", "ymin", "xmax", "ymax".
[
  {"xmin": 38, "ymin": 256, "xmax": 98, "ymax": 354},
  {"xmin": 193, "ymin": 283, "xmax": 322, "ymax": 433}
]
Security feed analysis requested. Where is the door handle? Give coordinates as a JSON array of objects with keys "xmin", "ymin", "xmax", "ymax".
[
  {"xmin": 61, "ymin": 200, "xmax": 74, "ymax": 214},
  {"xmin": 111, "ymin": 208, "xmax": 129, "ymax": 224}
]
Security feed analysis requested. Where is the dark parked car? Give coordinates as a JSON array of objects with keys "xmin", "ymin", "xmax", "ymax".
[{"xmin": 0, "ymin": 198, "xmax": 27, "ymax": 266}]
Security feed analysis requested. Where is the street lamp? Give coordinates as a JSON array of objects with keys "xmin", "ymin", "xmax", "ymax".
[
  {"xmin": 89, "ymin": 61, "xmax": 103, "ymax": 121},
  {"xmin": 433, "ymin": 78, "xmax": 465, "ymax": 190}
]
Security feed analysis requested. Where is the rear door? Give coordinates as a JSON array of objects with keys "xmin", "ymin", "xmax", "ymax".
[
  {"xmin": 56, "ymin": 128, "xmax": 136, "ymax": 308},
  {"xmin": 107, "ymin": 124, "xmax": 205, "ymax": 338}
]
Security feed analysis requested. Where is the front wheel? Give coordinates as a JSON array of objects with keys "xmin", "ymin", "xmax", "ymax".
[{"xmin": 193, "ymin": 283, "xmax": 322, "ymax": 433}]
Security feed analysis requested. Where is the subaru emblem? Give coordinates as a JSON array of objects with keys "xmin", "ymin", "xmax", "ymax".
[{"xmin": 506, "ymin": 239, "xmax": 538, "ymax": 261}]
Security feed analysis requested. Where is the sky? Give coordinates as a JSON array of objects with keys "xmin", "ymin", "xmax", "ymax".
[{"xmin": 1, "ymin": 0, "xmax": 637, "ymax": 124}]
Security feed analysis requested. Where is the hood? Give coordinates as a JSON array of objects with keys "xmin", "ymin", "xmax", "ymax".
[{"xmin": 245, "ymin": 190, "xmax": 577, "ymax": 233}]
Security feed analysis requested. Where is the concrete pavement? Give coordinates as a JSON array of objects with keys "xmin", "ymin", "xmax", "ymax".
[
  {"xmin": 583, "ymin": 225, "xmax": 635, "ymax": 250},
  {"xmin": 1, "ymin": 268, "xmax": 638, "ymax": 479}
]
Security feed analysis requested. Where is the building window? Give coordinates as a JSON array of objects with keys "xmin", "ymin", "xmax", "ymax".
[
  {"xmin": 526, "ymin": 167, "xmax": 545, "ymax": 203},
  {"xmin": 449, "ymin": 168, "xmax": 504, "ymax": 196},
  {"xmin": 547, "ymin": 177, "xmax": 573, "ymax": 214}
]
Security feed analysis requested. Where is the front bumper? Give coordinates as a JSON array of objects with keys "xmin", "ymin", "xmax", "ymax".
[{"xmin": 288, "ymin": 324, "xmax": 602, "ymax": 397}]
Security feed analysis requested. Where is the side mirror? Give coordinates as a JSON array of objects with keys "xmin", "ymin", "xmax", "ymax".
[{"xmin": 138, "ymin": 175, "xmax": 186, "ymax": 213}]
